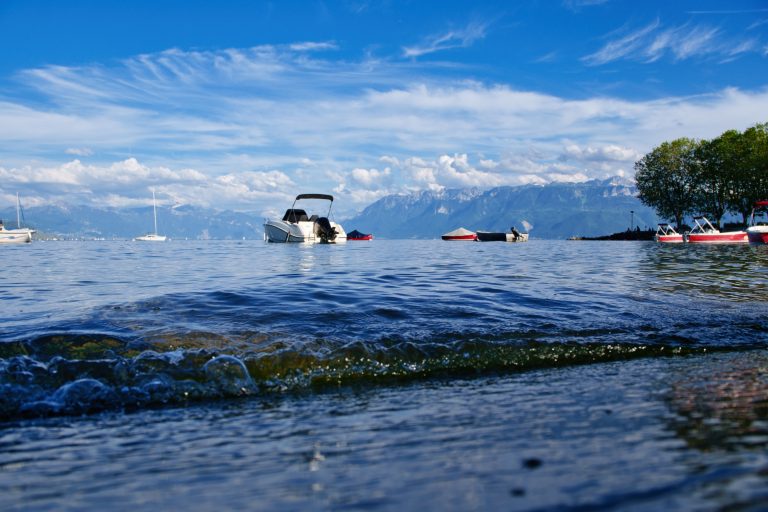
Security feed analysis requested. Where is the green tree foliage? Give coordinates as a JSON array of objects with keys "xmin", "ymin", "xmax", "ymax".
[
  {"xmin": 635, "ymin": 138, "xmax": 698, "ymax": 229},
  {"xmin": 635, "ymin": 123, "xmax": 768, "ymax": 228},
  {"xmin": 694, "ymin": 131, "xmax": 740, "ymax": 228},
  {"xmin": 735, "ymin": 123, "xmax": 768, "ymax": 223}
]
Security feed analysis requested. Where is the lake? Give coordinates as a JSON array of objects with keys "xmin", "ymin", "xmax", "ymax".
[{"xmin": 1, "ymin": 239, "xmax": 767, "ymax": 510}]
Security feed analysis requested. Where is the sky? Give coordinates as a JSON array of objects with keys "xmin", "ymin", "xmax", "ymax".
[{"xmin": 0, "ymin": 0, "xmax": 767, "ymax": 217}]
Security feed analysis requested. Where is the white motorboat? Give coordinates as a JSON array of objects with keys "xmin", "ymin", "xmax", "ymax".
[
  {"xmin": 264, "ymin": 194, "xmax": 346, "ymax": 243},
  {"xmin": 0, "ymin": 193, "xmax": 35, "ymax": 244},
  {"xmin": 747, "ymin": 201, "xmax": 768, "ymax": 245},
  {"xmin": 135, "ymin": 190, "xmax": 167, "ymax": 242}
]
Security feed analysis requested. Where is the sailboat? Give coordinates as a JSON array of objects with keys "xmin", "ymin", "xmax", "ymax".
[
  {"xmin": 0, "ymin": 193, "xmax": 35, "ymax": 244},
  {"xmin": 134, "ymin": 190, "xmax": 167, "ymax": 242}
]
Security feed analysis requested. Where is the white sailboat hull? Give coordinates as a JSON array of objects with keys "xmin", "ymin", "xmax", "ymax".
[
  {"xmin": 0, "ymin": 229, "xmax": 33, "ymax": 244},
  {"xmin": 134, "ymin": 234, "xmax": 167, "ymax": 242}
]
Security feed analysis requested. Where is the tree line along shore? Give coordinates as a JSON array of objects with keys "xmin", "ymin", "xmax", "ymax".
[{"xmin": 635, "ymin": 122, "xmax": 768, "ymax": 229}]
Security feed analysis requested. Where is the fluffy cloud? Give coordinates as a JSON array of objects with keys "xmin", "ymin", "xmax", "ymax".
[
  {"xmin": 562, "ymin": 144, "xmax": 641, "ymax": 162},
  {"xmin": 0, "ymin": 158, "xmax": 293, "ymax": 209},
  {"xmin": 350, "ymin": 167, "xmax": 391, "ymax": 187}
]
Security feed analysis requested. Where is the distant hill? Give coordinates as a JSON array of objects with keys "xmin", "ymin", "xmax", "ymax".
[
  {"xmin": 343, "ymin": 178, "xmax": 660, "ymax": 239},
  {"xmin": 0, "ymin": 203, "xmax": 264, "ymax": 240}
]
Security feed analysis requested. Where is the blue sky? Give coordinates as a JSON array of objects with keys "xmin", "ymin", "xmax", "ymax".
[{"xmin": 0, "ymin": 0, "xmax": 766, "ymax": 216}]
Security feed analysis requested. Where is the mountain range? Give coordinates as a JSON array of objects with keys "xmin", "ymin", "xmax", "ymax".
[
  {"xmin": 344, "ymin": 178, "xmax": 659, "ymax": 239},
  {"xmin": 3, "ymin": 178, "xmax": 660, "ymax": 240}
]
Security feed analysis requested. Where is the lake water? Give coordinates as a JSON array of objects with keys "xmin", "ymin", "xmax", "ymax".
[{"xmin": 1, "ymin": 239, "xmax": 767, "ymax": 510}]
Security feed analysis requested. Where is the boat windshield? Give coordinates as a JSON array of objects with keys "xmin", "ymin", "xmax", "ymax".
[
  {"xmin": 690, "ymin": 217, "xmax": 717, "ymax": 234},
  {"xmin": 282, "ymin": 209, "xmax": 309, "ymax": 222},
  {"xmin": 656, "ymin": 224, "xmax": 678, "ymax": 235}
]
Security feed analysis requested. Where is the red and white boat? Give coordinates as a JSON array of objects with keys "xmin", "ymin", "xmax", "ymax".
[
  {"xmin": 747, "ymin": 201, "xmax": 768, "ymax": 244},
  {"xmin": 441, "ymin": 227, "xmax": 477, "ymax": 241},
  {"xmin": 347, "ymin": 229, "xmax": 373, "ymax": 241},
  {"xmin": 654, "ymin": 223, "xmax": 684, "ymax": 243},
  {"xmin": 686, "ymin": 216, "xmax": 747, "ymax": 244}
]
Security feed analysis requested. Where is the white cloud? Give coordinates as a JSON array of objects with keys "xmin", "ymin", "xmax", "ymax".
[
  {"xmin": 0, "ymin": 158, "xmax": 293, "ymax": 209},
  {"xmin": 350, "ymin": 167, "xmax": 391, "ymax": 187},
  {"xmin": 583, "ymin": 20, "xmax": 661, "ymax": 65},
  {"xmin": 402, "ymin": 21, "xmax": 488, "ymax": 58},
  {"xmin": 563, "ymin": 143, "xmax": 641, "ymax": 162},
  {"xmin": 65, "ymin": 147, "xmax": 94, "ymax": 156},
  {"xmin": 583, "ymin": 20, "xmax": 763, "ymax": 65},
  {"xmin": 1, "ymin": 44, "xmax": 767, "ymax": 213},
  {"xmin": 288, "ymin": 41, "xmax": 338, "ymax": 52}
]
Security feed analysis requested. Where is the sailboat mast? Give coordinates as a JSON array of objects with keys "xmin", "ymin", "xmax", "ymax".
[
  {"xmin": 152, "ymin": 190, "xmax": 158, "ymax": 235},
  {"xmin": 16, "ymin": 192, "xmax": 21, "ymax": 229}
]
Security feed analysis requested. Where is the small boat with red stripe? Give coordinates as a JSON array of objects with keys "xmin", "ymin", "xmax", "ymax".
[
  {"xmin": 686, "ymin": 216, "xmax": 747, "ymax": 244},
  {"xmin": 654, "ymin": 223, "xmax": 684, "ymax": 243}
]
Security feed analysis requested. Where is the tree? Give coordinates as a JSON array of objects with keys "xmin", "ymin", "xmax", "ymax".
[
  {"xmin": 635, "ymin": 138, "xmax": 699, "ymax": 229},
  {"xmin": 693, "ymin": 131, "xmax": 741, "ymax": 228},
  {"xmin": 731, "ymin": 123, "xmax": 768, "ymax": 223}
]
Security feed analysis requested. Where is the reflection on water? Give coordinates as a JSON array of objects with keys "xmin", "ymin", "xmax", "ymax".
[
  {"xmin": 666, "ymin": 351, "xmax": 768, "ymax": 452},
  {"xmin": 640, "ymin": 243, "xmax": 768, "ymax": 302}
]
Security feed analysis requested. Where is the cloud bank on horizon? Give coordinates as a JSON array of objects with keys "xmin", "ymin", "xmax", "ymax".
[{"xmin": 0, "ymin": 0, "xmax": 766, "ymax": 216}]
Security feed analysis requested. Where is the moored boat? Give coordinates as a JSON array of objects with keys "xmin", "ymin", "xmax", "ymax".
[
  {"xmin": 264, "ymin": 194, "xmax": 347, "ymax": 243},
  {"xmin": 134, "ymin": 190, "xmax": 167, "ymax": 242},
  {"xmin": 686, "ymin": 216, "xmax": 747, "ymax": 244},
  {"xmin": 476, "ymin": 227, "xmax": 528, "ymax": 242},
  {"xmin": 747, "ymin": 200, "xmax": 768, "ymax": 244},
  {"xmin": 441, "ymin": 227, "xmax": 477, "ymax": 241},
  {"xmin": 0, "ymin": 193, "xmax": 35, "ymax": 244},
  {"xmin": 347, "ymin": 229, "xmax": 373, "ymax": 241},
  {"xmin": 654, "ymin": 223, "xmax": 684, "ymax": 243}
]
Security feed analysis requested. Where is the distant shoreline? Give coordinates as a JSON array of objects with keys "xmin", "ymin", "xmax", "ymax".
[{"xmin": 569, "ymin": 229, "xmax": 655, "ymax": 241}]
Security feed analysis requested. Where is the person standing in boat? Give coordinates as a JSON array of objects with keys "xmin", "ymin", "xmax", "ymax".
[{"xmin": 511, "ymin": 226, "xmax": 521, "ymax": 240}]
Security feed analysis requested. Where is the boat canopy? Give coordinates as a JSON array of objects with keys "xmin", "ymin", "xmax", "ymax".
[
  {"xmin": 348, "ymin": 230, "xmax": 370, "ymax": 238},
  {"xmin": 443, "ymin": 227, "xmax": 476, "ymax": 237},
  {"xmin": 296, "ymin": 194, "xmax": 333, "ymax": 202}
]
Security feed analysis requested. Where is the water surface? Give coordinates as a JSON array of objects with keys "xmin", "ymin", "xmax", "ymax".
[{"xmin": 1, "ymin": 240, "xmax": 766, "ymax": 510}]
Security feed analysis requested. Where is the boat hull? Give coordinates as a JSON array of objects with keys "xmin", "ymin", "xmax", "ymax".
[
  {"xmin": 476, "ymin": 232, "xmax": 528, "ymax": 242},
  {"xmin": 686, "ymin": 231, "xmax": 747, "ymax": 244},
  {"xmin": 264, "ymin": 219, "xmax": 347, "ymax": 243},
  {"xmin": 441, "ymin": 234, "xmax": 476, "ymax": 241},
  {"xmin": 0, "ymin": 227, "xmax": 33, "ymax": 244},
  {"xmin": 0, "ymin": 232, "xmax": 32, "ymax": 244},
  {"xmin": 134, "ymin": 234, "xmax": 167, "ymax": 242},
  {"xmin": 655, "ymin": 234, "xmax": 684, "ymax": 243},
  {"xmin": 747, "ymin": 227, "xmax": 768, "ymax": 244},
  {"xmin": 348, "ymin": 235, "xmax": 373, "ymax": 241}
]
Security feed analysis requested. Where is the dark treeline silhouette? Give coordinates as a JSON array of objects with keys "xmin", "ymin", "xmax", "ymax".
[{"xmin": 634, "ymin": 123, "xmax": 768, "ymax": 229}]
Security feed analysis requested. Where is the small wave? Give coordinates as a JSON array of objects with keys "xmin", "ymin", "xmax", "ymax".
[{"xmin": 0, "ymin": 331, "xmax": 752, "ymax": 421}]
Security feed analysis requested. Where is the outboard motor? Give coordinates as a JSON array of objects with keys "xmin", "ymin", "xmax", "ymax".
[{"xmin": 313, "ymin": 217, "xmax": 338, "ymax": 243}]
